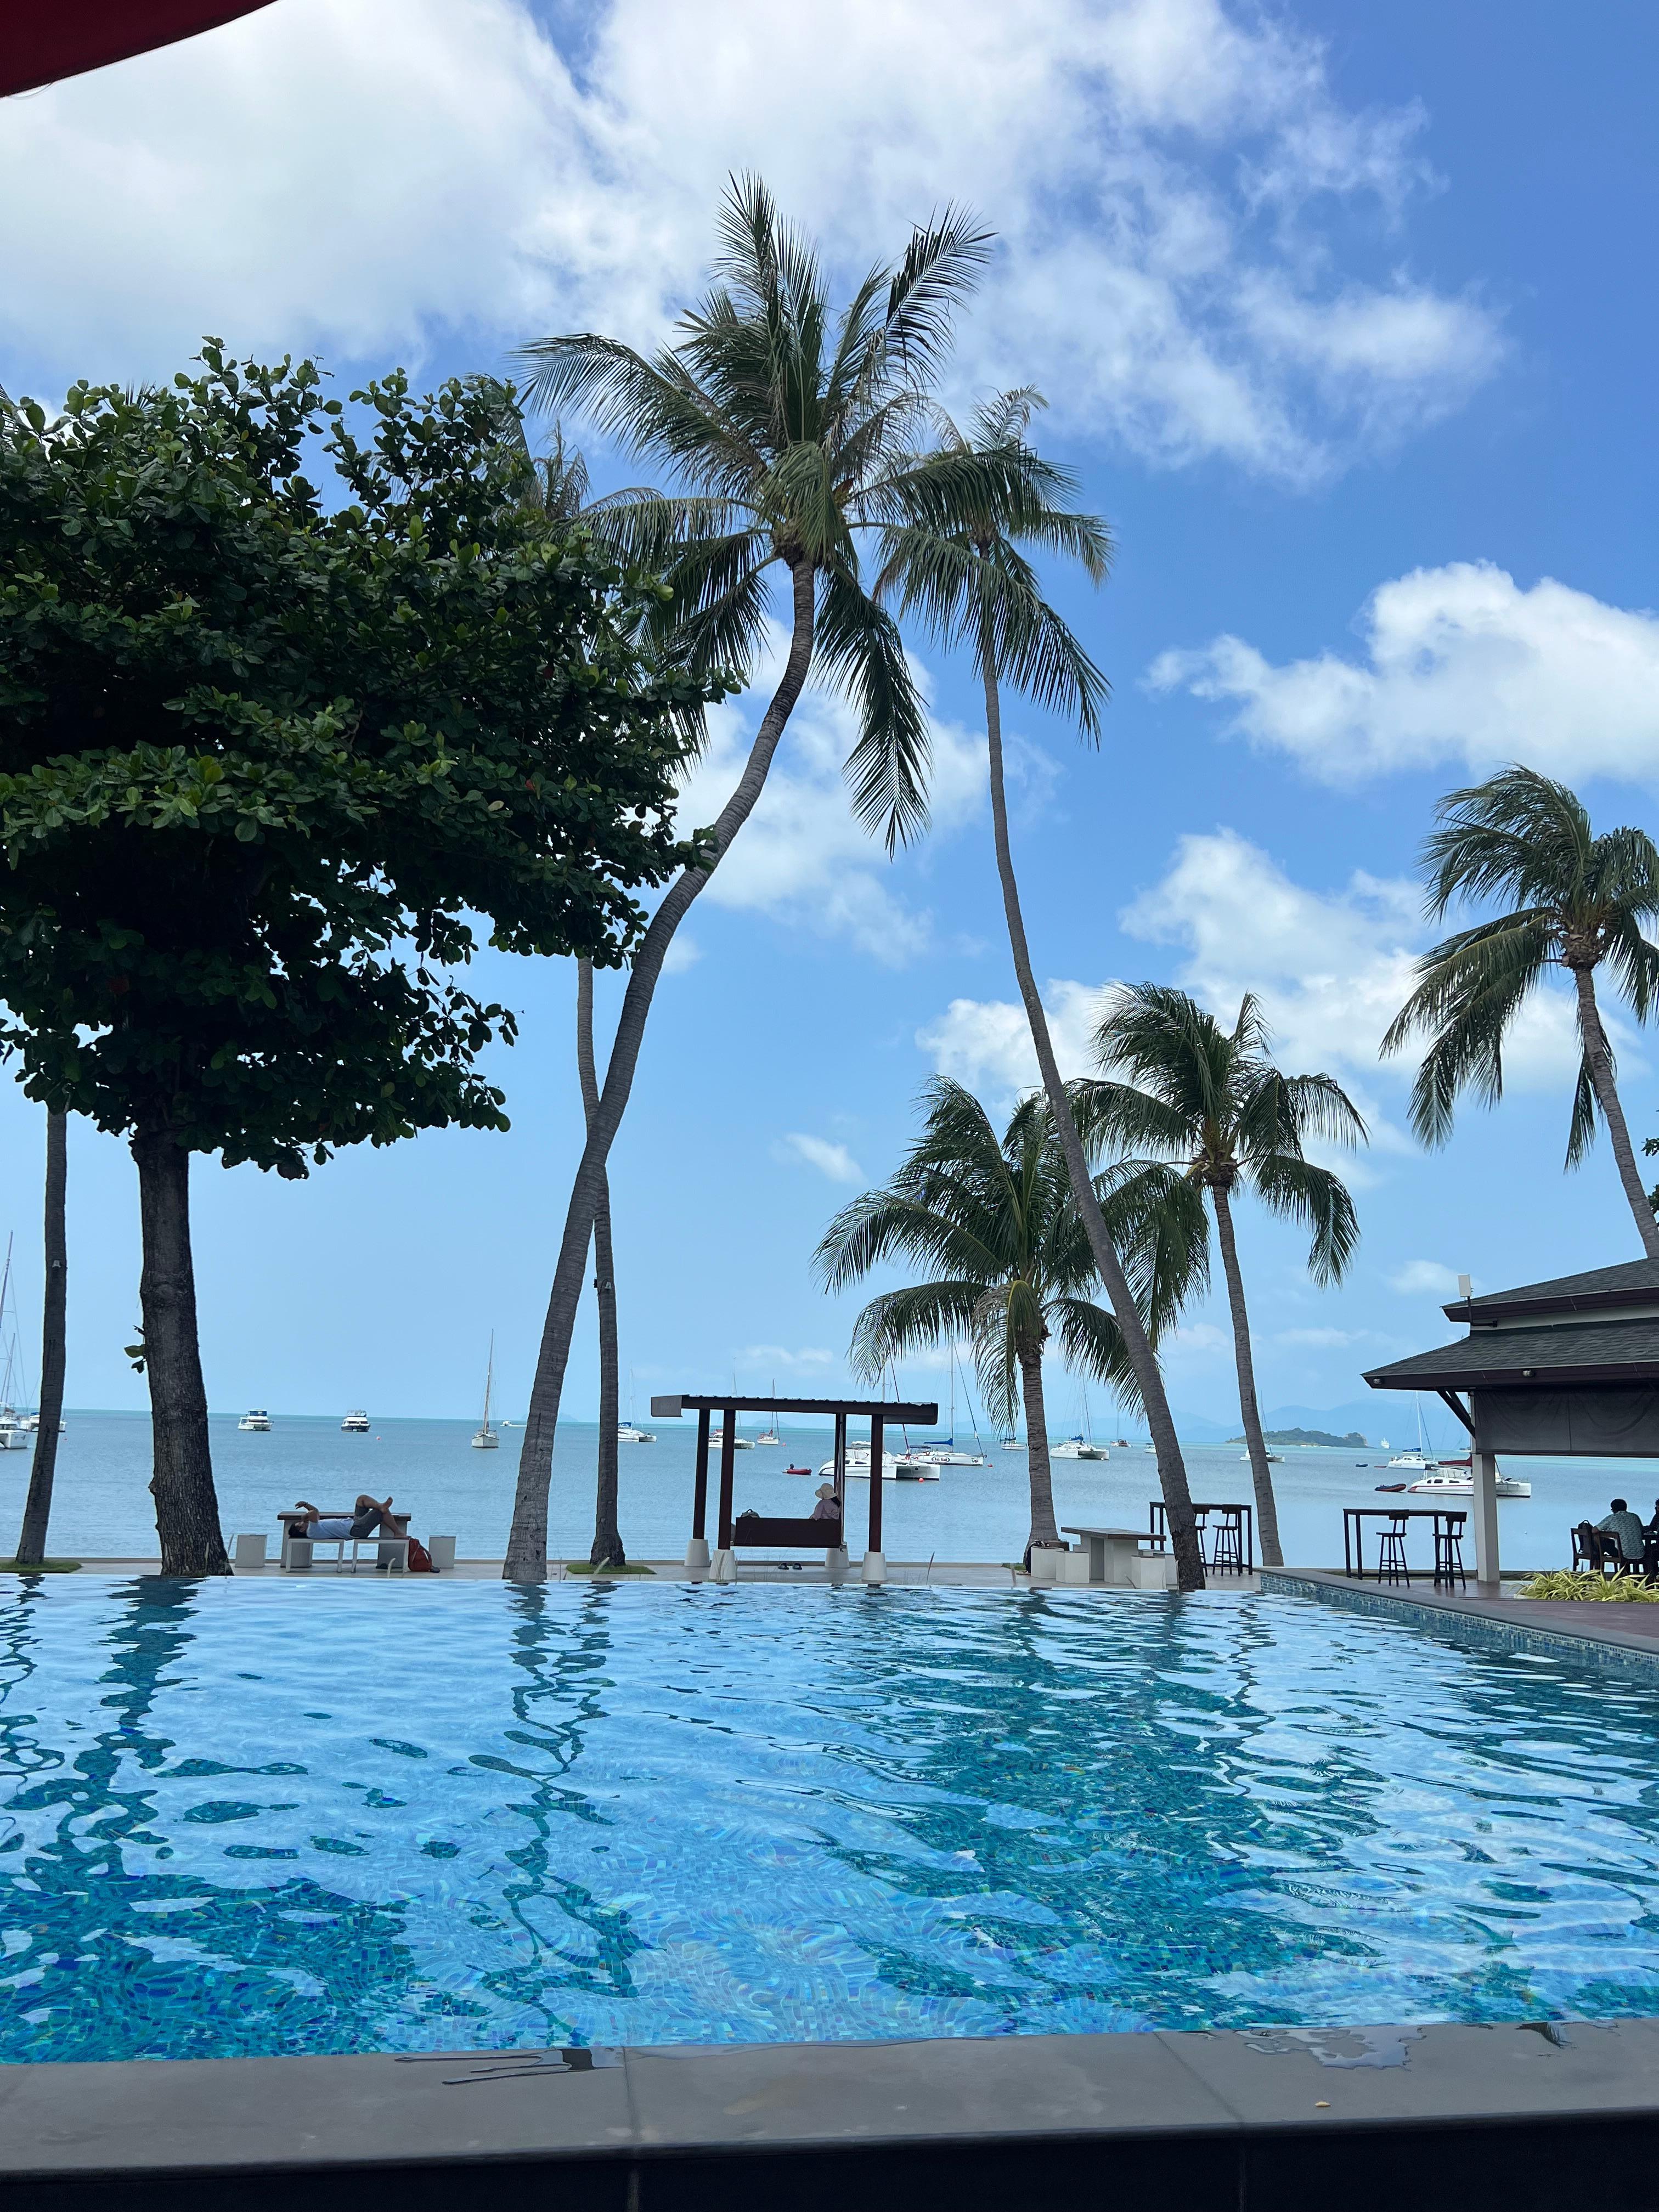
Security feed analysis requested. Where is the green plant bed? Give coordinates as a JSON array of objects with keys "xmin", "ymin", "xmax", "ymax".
[
  {"xmin": 564, "ymin": 1560, "xmax": 656, "ymax": 1577},
  {"xmin": 0, "ymin": 1559, "xmax": 81, "ymax": 1573},
  {"xmin": 1517, "ymin": 1570, "xmax": 1659, "ymax": 1603}
]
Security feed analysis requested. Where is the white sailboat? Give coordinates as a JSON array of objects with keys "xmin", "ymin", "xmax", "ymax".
[
  {"xmin": 0, "ymin": 1238, "xmax": 29, "ymax": 1451},
  {"xmin": 752, "ymin": 1379, "xmax": 783, "ymax": 1448},
  {"xmin": 1386, "ymin": 1398, "xmax": 1438, "ymax": 1474},
  {"xmin": 471, "ymin": 1335, "xmax": 499, "ymax": 1449},
  {"xmin": 909, "ymin": 1357, "xmax": 988, "ymax": 1465}
]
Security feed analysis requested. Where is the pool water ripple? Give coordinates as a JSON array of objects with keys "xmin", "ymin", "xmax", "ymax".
[{"xmin": 3, "ymin": 1580, "xmax": 1659, "ymax": 2059}]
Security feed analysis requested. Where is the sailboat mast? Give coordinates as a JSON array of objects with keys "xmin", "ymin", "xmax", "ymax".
[{"xmin": 482, "ymin": 1333, "xmax": 493, "ymax": 1430}]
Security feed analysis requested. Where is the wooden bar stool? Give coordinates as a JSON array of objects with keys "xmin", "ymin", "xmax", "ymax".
[
  {"xmin": 1434, "ymin": 1515, "xmax": 1467, "ymax": 1591},
  {"xmin": 1378, "ymin": 1513, "xmax": 1412, "ymax": 1587},
  {"xmin": 1209, "ymin": 1508, "xmax": 1245, "ymax": 1575}
]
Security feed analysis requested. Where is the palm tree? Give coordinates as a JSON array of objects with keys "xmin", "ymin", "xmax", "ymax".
[
  {"xmin": 815, "ymin": 1077, "xmax": 1204, "ymax": 1561},
  {"xmin": 574, "ymin": 961, "xmax": 624, "ymax": 1568},
  {"xmin": 13, "ymin": 1110, "xmax": 66, "ymax": 1568},
  {"xmin": 1383, "ymin": 767, "xmax": 1659, "ymax": 1260},
  {"xmin": 500, "ymin": 175, "xmax": 1015, "ymax": 1578},
  {"xmin": 874, "ymin": 390, "xmax": 1206, "ymax": 1588},
  {"xmin": 1076, "ymin": 988, "xmax": 1367, "ymax": 1568}
]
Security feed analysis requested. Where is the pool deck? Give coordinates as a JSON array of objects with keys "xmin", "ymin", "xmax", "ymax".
[
  {"xmin": 1264, "ymin": 1566, "xmax": 1659, "ymax": 1672},
  {"xmin": 4, "ymin": 2018, "xmax": 1658, "ymax": 2212}
]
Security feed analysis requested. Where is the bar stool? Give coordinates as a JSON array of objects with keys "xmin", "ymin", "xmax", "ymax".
[
  {"xmin": 1209, "ymin": 1508, "xmax": 1245, "ymax": 1575},
  {"xmin": 1434, "ymin": 1515, "xmax": 1467, "ymax": 1591},
  {"xmin": 1378, "ymin": 1513, "xmax": 1412, "ymax": 1587}
]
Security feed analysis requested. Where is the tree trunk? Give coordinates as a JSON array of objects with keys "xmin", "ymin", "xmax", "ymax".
[
  {"xmin": 981, "ymin": 654, "xmax": 1205, "ymax": 1590},
  {"xmin": 14, "ymin": 1110, "xmax": 67, "ymax": 1568},
  {"xmin": 504, "ymin": 557, "xmax": 819, "ymax": 1578},
  {"xmin": 1018, "ymin": 1341, "xmax": 1060, "ymax": 1559},
  {"xmin": 578, "ymin": 959, "xmax": 625, "ymax": 1569},
  {"xmin": 1573, "ymin": 964, "xmax": 1659, "ymax": 1260},
  {"xmin": 131, "ymin": 1128, "xmax": 228, "ymax": 1576},
  {"xmin": 1210, "ymin": 1182, "xmax": 1283, "ymax": 1568}
]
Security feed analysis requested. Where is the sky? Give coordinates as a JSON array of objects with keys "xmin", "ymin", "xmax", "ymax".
[{"xmin": 2, "ymin": 0, "xmax": 1657, "ymax": 1436}]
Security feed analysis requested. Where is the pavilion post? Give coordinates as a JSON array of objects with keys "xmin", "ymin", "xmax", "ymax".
[
  {"xmin": 864, "ymin": 1412, "xmax": 886, "ymax": 1584},
  {"xmin": 686, "ymin": 1405, "xmax": 712, "ymax": 1570},
  {"xmin": 1471, "ymin": 1447, "xmax": 1500, "ymax": 1593},
  {"xmin": 713, "ymin": 1407, "xmax": 738, "ymax": 1582}
]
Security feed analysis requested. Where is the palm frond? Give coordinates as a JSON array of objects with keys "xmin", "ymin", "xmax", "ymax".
[
  {"xmin": 1566, "ymin": 1052, "xmax": 1600, "ymax": 1169},
  {"xmin": 816, "ymin": 565, "xmax": 930, "ymax": 852},
  {"xmin": 1249, "ymin": 1155, "xmax": 1361, "ymax": 1285}
]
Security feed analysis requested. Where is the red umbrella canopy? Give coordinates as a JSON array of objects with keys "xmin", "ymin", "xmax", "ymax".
[{"xmin": 3, "ymin": 3, "xmax": 279, "ymax": 98}]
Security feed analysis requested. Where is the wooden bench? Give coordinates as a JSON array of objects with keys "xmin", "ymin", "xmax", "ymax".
[
  {"xmin": 278, "ymin": 1510, "xmax": 411, "ymax": 1573},
  {"xmin": 731, "ymin": 1514, "xmax": 843, "ymax": 1549}
]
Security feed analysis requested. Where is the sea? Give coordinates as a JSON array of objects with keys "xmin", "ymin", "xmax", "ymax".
[{"xmin": 1, "ymin": 1412, "xmax": 1650, "ymax": 1572}]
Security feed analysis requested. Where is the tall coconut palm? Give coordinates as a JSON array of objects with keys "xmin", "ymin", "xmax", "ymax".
[
  {"xmin": 816, "ymin": 1077, "xmax": 1205, "ymax": 1560},
  {"xmin": 13, "ymin": 1110, "xmax": 66, "ymax": 1568},
  {"xmin": 499, "ymin": 176, "xmax": 1014, "ymax": 1579},
  {"xmin": 874, "ymin": 390, "xmax": 1205, "ymax": 1588},
  {"xmin": 1383, "ymin": 767, "xmax": 1659, "ymax": 1260},
  {"xmin": 1076, "ymin": 988, "xmax": 1367, "ymax": 1568}
]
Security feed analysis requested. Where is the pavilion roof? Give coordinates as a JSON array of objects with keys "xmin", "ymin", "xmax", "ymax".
[
  {"xmin": 1364, "ymin": 1314, "xmax": 1659, "ymax": 1392},
  {"xmin": 1449, "ymin": 1257, "xmax": 1659, "ymax": 1327},
  {"xmin": 650, "ymin": 1393, "xmax": 938, "ymax": 1420}
]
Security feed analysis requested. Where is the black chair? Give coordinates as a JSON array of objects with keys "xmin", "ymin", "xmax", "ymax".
[
  {"xmin": 1378, "ymin": 1513, "xmax": 1412, "ymax": 1587},
  {"xmin": 1210, "ymin": 1508, "xmax": 1245, "ymax": 1575},
  {"xmin": 1434, "ymin": 1516, "xmax": 1467, "ymax": 1591}
]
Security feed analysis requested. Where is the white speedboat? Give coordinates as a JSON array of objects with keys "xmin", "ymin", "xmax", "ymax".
[
  {"xmin": 617, "ymin": 1421, "xmax": 656, "ymax": 1444},
  {"xmin": 471, "ymin": 1335, "xmax": 499, "ymax": 1449},
  {"xmin": 238, "ymin": 1409, "xmax": 271, "ymax": 1432},
  {"xmin": 1408, "ymin": 1462, "xmax": 1531, "ymax": 1500},
  {"xmin": 341, "ymin": 1409, "xmax": 370, "ymax": 1433},
  {"xmin": 1239, "ymin": 1451, "xmax": 1285, "ymax": 1464}
]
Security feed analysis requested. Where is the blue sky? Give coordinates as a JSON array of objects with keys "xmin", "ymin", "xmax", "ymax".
[{"xmin": 2, "ymin": 0, "xmax": 1656, "ymax": 1434}]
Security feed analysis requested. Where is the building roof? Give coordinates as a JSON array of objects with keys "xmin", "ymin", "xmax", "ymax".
[
  {"xmin": 1449, "ymin": 1257, "xmax": 1659, "ymax": 1327},
  {"xmin": 1365, "ymin": 1315, "xmax": 1659, "ymax": 1392},
  {"xmin": 650, "ymin": 1393, "xmax": 938, "ymax": 1420}
]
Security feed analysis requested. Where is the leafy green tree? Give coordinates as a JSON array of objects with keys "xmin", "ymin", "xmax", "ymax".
[
  {"xmin": 501, "ymin": 174, "xmax": 1023, "ymax": 1579},
  {"xmin": 816, "ymin": 1077, "xmax": 1203, "ymax": 1560},
  {"xmin": 1077, "ymin": 987, "xmax": 1367, "ymax": 1568},
  {"xmin": 1384, "ymin": 767, "xmax": 1659, "ymax": 1260},
  {"xmin": 0, "ymin": 350, "xmax": 713, "ymax": 1572},
  {"xmin": 869, "ymin": 388, "xmax": 1203, "ymax": 1587}
]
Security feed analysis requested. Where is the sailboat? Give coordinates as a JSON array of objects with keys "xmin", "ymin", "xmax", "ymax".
[
  {"xmin": 471, "ymin": 1335, "xmax": 499, "ymax": 1449},
  {"xmin": 0, "ymin": 1239, "xmax": 28, "ymax": 1451},
  {"xmin": 909, "ymin": 1354, "xmax": 988, "ymax": 1465},
  {"xmin": 752, "ymin": 1379, "xmax": 783, "ymax": 1447},
  {"xmin": 617, "ymin": 1373, "xmax": 656, "ymax": 1444}
]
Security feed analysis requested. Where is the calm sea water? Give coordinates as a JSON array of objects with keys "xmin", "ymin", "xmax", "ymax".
[
  {"xmin": 3, "ymin": 1579, "xmax": 1659, "ymax": 2060},
  {"xmin": 2, "ymin": 1411, "xmax": 1653, "ymax": 1570}
]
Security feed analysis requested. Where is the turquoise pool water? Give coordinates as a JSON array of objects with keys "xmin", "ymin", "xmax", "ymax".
[{"xmin": 3, "ymin": 1580, "xmax": 1659, "ymax": 2061}]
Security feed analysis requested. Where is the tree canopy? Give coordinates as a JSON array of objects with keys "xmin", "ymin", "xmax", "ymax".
[{"xmin": 0, "ymin": 345, "xmax": 718, "ymax": 1171}]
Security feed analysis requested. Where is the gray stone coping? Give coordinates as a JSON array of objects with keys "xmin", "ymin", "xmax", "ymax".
[
  {"xmin": 1263, "ymin": 1566, "xmax": 1659, "ymax": 1674},
  {"xmin": 2, "ymin": 2021, "xmax": 1657, "ymax": 2210}
]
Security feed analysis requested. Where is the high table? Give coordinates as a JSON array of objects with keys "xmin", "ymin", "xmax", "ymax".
[
  {"xmin": 1147, "ymin": 1501, "xmax": 1254, "ymax": 1574},
  {"xmin": 1342, "ymin": 1505, "xmax": 1468, "ymax": 1588}
]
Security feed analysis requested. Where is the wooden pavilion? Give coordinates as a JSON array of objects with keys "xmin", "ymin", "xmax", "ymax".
[
  {"xmin": 650, "ymin": 1392, "xmax": 937, "ymax": 1584},
  {"xmin": 1363, "ymin": 1257, "xmax": 1659, "ymax": 1589}
]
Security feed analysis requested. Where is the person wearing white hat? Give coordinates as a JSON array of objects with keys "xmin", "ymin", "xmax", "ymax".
[{"xmin": 810, "ymin": 1482, "xmax": 840, "ymax": 1522}]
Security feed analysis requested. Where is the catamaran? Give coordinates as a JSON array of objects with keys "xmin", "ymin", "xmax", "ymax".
[
  {"xmin": 471, "ymin": 1335, "xmax": 499, "ymax": 1449},
  {"xmin": 1407, "ymin": 1459, "xmax": 1531, "ymax": 1499}
]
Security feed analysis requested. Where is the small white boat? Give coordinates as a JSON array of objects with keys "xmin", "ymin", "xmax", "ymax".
[
  {"xmin": 819, "ymin": 1449, "xmax": 915, "ymax": 1483},
  {"xmin": 907, "ymin": 1438, "xmax": 987, "ymax": 1466},
  {"xmin": 1000, "ymin": 1437, "xmax": 1025, "ymax": 1452},
  {"xmin": 709, "ymin": 1429, "xmax": 755, "ymax": 1451},
  {"xmin": 341, "ymin": 1409, "xmax": 370, "ymax": 1434},
  {"xmin": 1239, "ymin": 1451, "xmax": 1284, "ymax": 1464},
  {"xmin": 1408, "ymin": 1462, "xmax": 1531, "ymax": 1500},
  {"xmin": 471, "ymin": 1335, "xmax": 499, "ymax": 1449},
  {"xmin": 617, "ymin": 1421, "xmax": 656, "ymax": 1444},
  {"xmin": 238, "ymin": 1409, "xmax": 271, "ymax": 1432},
  {"xmin": 752, "ymin": 1426, "xmax": 783, "ymax": 1447},
  {"xmin": 1051, "ymin": 1435, "xmax": 1088, "ymax": 1458},
  {"xmin": 1386, "ymin": 1449, "xmax": 1434, "ymax": 1472}
]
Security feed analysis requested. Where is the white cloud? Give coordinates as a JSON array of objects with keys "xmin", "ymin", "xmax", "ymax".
[
  {"xmin": 735, "ymin": 1344, "xmax": 836, "ymax": 1371},
  {"xmin": 1387, "ymin": 1260, "xmax": 1464, "ymax": 1297},
  {"xmin": 1149, "ymin": 563, "xmax": 1659, "ymax": 783},
  {"xmin": 773, "ymin": 1133, "xmax": 865, "ymax": 1186},
  {"xmin": 661, "ymin": 934, "xmax": 701, "ymax": 976},
  {"xmin": 1275, "ymin": 1325, "xmax": 1368, "ymax": 1348},
  {"xmin": 676, "ymin": 627, "xmax": 984, "ymax": 965},
  {"xmin": 1164, "ymin": 1321, "xmax": 1230, "ymax": 1359},
  {"xmin": 1, "ymin": 0, "xmax": 1500, "ymax": 483},
  {"xmin": 916, "ymin": 982, "xmax": 1108, "ymax": 1102}
]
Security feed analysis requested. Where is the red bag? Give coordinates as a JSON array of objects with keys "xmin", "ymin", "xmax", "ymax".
[{"xmin": 406, "ymin": 1537, "xmax": 435, "ymax": 1573}]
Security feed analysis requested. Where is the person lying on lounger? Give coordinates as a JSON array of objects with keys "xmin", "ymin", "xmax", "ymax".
[{"xmin": 292, "ymin": 1495, "xmax": 398, "ymax": 1541}]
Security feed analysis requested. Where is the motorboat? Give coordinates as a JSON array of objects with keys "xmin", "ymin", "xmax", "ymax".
[
  {"xmin": 238, "ymin": 1409, "xmax": 271, "ymax": 1432},
  {"xmin": 709, "ymin": 1427, "xmax": 755, "ymax": 1450},
  {"xmin": 1239, "ymin": 1450, "xmax": 1285, "ymax": 1464},
  {"xmin": 341, "ymin": 1409, "xmax": 370, "ymax": 1433},
  {"xmin": 1407, "ymin": 1460, "xmax": 1531, "ymax": 1500},
  {"xmin": 617, "ymin": 1422, "xmax": 656, "ymax": 1444},
  {"xmin": 471, "ymin": 1335, "xmax": 499, "ymax": 1449},
  {"xmin": 785, "ymin": 1463, "xmax": 813, "ymax": 1476}
]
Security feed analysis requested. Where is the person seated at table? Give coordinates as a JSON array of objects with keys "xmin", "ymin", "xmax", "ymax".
[
  {"xmin": 1642, "ymin": 1499, "xmax": 1659, "ymax": 1580},
  {"xmin": 1581, "ymin": 1498, "xmax": 1645, "ymax": 1572},
  {"xmin": 810, "ymin": 1482, "xmax": 840, "ymax": 1522}
]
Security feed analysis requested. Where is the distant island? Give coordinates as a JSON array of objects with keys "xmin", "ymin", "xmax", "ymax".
[{"xmin": 1225, "ymin": 1427, "xmax": 1368, "ymax": 1449}]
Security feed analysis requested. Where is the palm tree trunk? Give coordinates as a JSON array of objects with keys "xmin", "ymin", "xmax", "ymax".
[
  {"xmin": 131, "ymin": 1127, "xmax": 228, "ymax": 1576},
  {"xmin": 1573, "ymin": 964, "xmax": 1659, "ymax": 1260},
  {"xmin": 504, "ymin": 558, "xmax": 819, "ymax": 1579},
  {"xmin": 981, "ymin": 655, "xmax": 1205, "ymax": 1590},
  {"xmin": 1210, "ymin": 1183, "xmax": 1283, "ymax": 1568},
  {"xmin": 577, "ymin": 960, "xmax": 625, "ymax": 1569},
  {"xmin": 14, "ymin": 1111, "xmax": 67, "ymax": 1568},
  {"xmin": 1017, "ymin": 1342, "xmax": 1060, "ymax": 1558}
]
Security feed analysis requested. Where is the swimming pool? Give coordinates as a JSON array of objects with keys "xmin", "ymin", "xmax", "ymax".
[{"xmin": 3, "ymin": 1579, "xmax": 1658, "ymax": 2062}]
